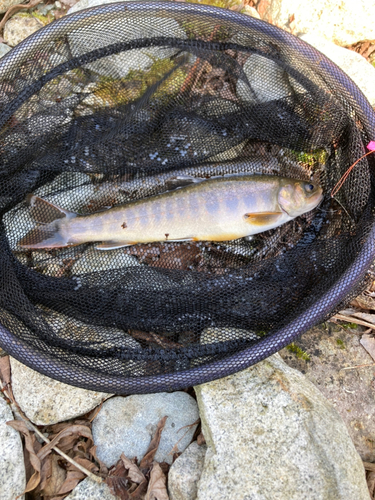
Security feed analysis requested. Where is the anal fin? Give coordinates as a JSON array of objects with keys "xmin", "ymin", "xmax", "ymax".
[
  {"xmin": 244, "ymin": 212, "xmax": 283, "ymax": 226},
  {"xmin": 96, "ymin": 241, "xmax": 136, "ymax": 250}
]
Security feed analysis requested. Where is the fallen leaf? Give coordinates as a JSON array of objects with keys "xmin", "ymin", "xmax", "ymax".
[
  {"xmin": 353, "ymin": 312, "xmax": 375, "ymax": 325},
  {"xmin": 7, "ymin": 420, "xmax": 41, "ymax": 495},
  {"xmin": 366, "ymin": 470, "xmax": 375, "ymax": 499},
  {"xmin": 360, "ymin": 334, "xmax": 375, "ymax": 361},
  {"xmin": 121, "ymin": 453, "xmax": 145, "ymax": 484},
  {"xmin": 57, "ymin": 468, "xmax": 85, "ymax": 495},
  {"xmin": 37, "ymin": 424, "xmax": 93, "ymax": 461},
  {"xmin": 0, "ymin": 355, "xmax": 11, "ymax": 386},
  {"xmin": 197, "ymin": 433, "xmax": 206, "ymax": 446},
  {"xmin": 90, "ymin": 445, "xmax": 109, "ymax": 476},
  {"xmin": 40, "ymin": 453, "xmax": 66, "ymax": 496},
  {"xmin": 139, "ymin": 416, "xmax": 168, "ymax": 472},
  {"xmin": 106, "ymin": 457, "xmax": 130, "ymax": 499},
  {"xmin": 145, "ymin": 462, "xmax": 169, "ymax": 500}
]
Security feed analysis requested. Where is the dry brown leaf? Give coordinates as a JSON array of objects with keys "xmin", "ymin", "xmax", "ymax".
[
  {"xmin": 360, "ymin": 333, "xmax": 375, "ymax": 361},
  {"xmin": 0, "ymin": 355, "xmax": 11, "ymax": 385},
  {"xmin": 37, "ymin": 424, "xmax": 93, "ymax": 461},
  {"xmin": 139, "ymin": 416, "xmax": 168, "ymax": 471},
  {"xmin": 197, "ymin": 433, "xmax": 206, "ymax": 446},
  {"xmin": 57, "ymin": 468, "xmax": 86, "ymax": 495},
  {"xmin": 130, "ymin": 479, "xmax": 148, "ymax": 500},
  {"xmin": 367, "ymin": 470, "xmax": 375, "ymax": 499},
  {"xmin": 354, "ymin": 312, "xmax": 375, "ymax": 325},
  {"xmin": 90, "ymin": 445, "xmax": 109, "ymax": 476},
  {"xmin": 121, "ymin": 453, "xmax": 145, "ymax": 484},
  {"xmin": 40, "ymin": 453, "xmax": 66, "ymax": 496},
  {"xmin": 145, "ymin": 462, "xmax": 169, "ymax": 500},
  {"xmin": 7, "ymin": 420, "xmax": 41, "ymax": 495}
]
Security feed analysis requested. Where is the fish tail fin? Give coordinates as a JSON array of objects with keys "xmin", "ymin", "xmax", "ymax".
[{"xmin": 18, "ymin": 195, "xmax": 77, "ymax": 249}]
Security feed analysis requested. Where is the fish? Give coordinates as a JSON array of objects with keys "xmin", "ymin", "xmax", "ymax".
[{"xmin": 17, "ymin": 174, "xmax": 323, "ymax": 250}]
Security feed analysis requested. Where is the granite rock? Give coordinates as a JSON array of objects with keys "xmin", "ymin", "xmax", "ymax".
[
  {"xmin": 258, "ymin": 0, "xmax": 375, "ymax": 46},
  {"xmin": 0, "ymin": 0, "xmax": 21, "ymax": 14},
  {"xmin": 0, "ymin": 395, "xmax": 26, "ymax": 500},
  {"xmin": 92, "ymin": 393, "xmax": 199, "ymax": 466},
  {"xmin": 168, "ymin": 441, "xmax": 207, "ymax": 500},
  {"xmin": 280, "ymin": 323, "xmax": 375, "ymax": 462},
  {"xmin": 10, "ymin": 357, "xmax": 111, "ymax": 425},
  {"xmin": 64, "ymin": 478, "xmax": 117, "ymax": 499},
  {"xmin": 300, "ymin": 33, "xmax": 375, "ymax": 106},
  {"xmin": 4, "ymin": 15, "xmax": 43, "ymax": 47},
  {"xmin": 194, "ymin": 353, "xmax": 370, "ymax": 500}
]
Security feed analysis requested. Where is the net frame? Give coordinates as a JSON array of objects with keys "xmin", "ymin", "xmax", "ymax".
[{"xmin": 0, "ymin": 1, "xmax": 374, "ymax": 393}]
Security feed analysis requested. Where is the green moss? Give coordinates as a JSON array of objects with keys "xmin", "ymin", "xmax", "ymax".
[
  {"xmin": 14, "ymin": 12, "xmax": 50, "ymax": 26},
  {"xmin": 93, "ymin": 58, "xmax": 187, "ymax": 107},
  {"xmin": 336, "ymin": 338, "xmax": 346, "ymax": 349},
  {"xmin": 341, "ymin": 322, "xmax": 357, "ymax": 330},
  {"xmin": 286, "ymin": 343, "xmax": 310, "ymax": 361},
  {"xmin": 256, "ymin": 330, "xmax": 268, "ymax": 337},
  {"xmin": 291, "ymin": 149, "xmax": 328, "ymax": 167}
]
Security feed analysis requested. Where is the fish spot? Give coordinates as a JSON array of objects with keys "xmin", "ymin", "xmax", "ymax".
[{"xmin": 121, "ymin": 222, "xmax": 127, "ymax": 229}]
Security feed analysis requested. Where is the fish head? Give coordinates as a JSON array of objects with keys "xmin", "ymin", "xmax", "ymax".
[{"xmin": 278, "ymin": 180, "xmax": 323, "ymax": 217}]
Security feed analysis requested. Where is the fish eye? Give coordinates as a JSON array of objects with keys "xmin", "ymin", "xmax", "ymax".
[{"xmin": 304, "ymin": 183, "xmax": 315, "ymax": 193}]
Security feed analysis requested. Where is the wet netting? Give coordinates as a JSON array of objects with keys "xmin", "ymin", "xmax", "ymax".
[{"xmin": 0, "ymin": 1, "xmax": 374, "ymax": 393}]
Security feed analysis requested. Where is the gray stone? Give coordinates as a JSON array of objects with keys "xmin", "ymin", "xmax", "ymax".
[
  {"xmin": 92, "ymin": 393, "xmax": 199, "ymax": 466},
  {"xmin": 10, "ymin": 357, "xmax": 111, "ymax": 425},
  {"xmin": 237, "ymin": 53, "xmax": 292, "ymax": 103},
  {"xmin": 72, "ymin": 247, "xmax": 140, "ymax": 274},
  {"xmin": 258, "ymin": 0, "xmax": 375, "ymax": 46},
  {"xmin": 168, "ymin": 441, "xmax": 207, "ymax": 500},
  {"xmin": 67, "ymin": 0, "xmax": 187, "ymax": 79},
  {"xmin": 64, "ymin": 477, "xmax": 116, "ymax": 499},
  {"xmin": 4, "ymin": 15, "xmax": 43, "ymax": 47},
  {"xmin": 0, "ymin": 43, "xmax": 11, "ymax": 58},
  {"xmin": 194, "ymin": 353, "xmax": 370, "ymax": 500},
  {"xmin": 280, "ymin": 323, "xmax": 375, "ymax": 462},
  {"xmin": 0, "ymin": 396, "xmax": 26, "ymax": 500},
  {"xmin": 299, "ymin": 34, "xmax": 375, "ymax": 106}
]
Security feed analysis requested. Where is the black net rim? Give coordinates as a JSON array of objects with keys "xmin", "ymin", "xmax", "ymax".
[{"xmin": 1, "ymin": 1, "xmax": 375, "ymax": 393}]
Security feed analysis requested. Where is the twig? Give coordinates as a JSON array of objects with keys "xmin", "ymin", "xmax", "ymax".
[
  {"xmin": 364, "ymin": 461, "xmax": 375, "ymax": 472},
  {"xmin": 128, "ymin": 329, "xmax": 183, "ymax": 349},
  {"xmin": 331, "ymin": 314, "xmax": 375, "ymax": 331},
  {"xmin": 341, "ymin": 363, "xmax": 375, "ymax": 371},
  {"xmin": 0, "ymin": 0, "xmax": 44, "ymax": 34},
  {"xmin": 0, "ymin": 375, "xmax": 102, "ymax": 483}
]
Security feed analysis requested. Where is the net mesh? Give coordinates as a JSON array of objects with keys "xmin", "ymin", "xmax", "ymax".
[{"xmin": 0, "ymin": 1, "xmax": 374, "ymax": 393}]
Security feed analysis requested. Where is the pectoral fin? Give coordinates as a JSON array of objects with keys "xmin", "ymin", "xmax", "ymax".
[{"xmin": 244, "ymin": 212, "xmax": 283, "ymax": 226}]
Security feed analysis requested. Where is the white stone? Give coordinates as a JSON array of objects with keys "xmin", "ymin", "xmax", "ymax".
[
  {"xmin": 10, "ymin": 357, "xmax": 111, "ymax": 425},
  {"xmin": 237, "ymin": 53, "xmax": 292, "ymax": 103},
  {"xmin": 67, "ymin": 0, "xmax": 187, "ymax": 79},
  {"xmin": 0, "ymin": 396, "xmax": 26, "ymax": 500},
  {"xmin": 0, "ymin": 43, "xmax": 11, "ymax": 58},
  {"xmin": 72, "ymin": 247, "xmax": 140, "ymax": 274},
  {"xmin": 300, "ymin": 33, "xmax": 375, "ymax": 106},
  {"xmin": 4, "ymin": 15, "xmax": 43, "ymax": 47},
  {"xmin": 92, "ymin": 393, "xmax": 199, "ymax": 466},
  {"xmin": 259, "ymin": 0, "xmax": 375, "ymax": 46},
  {"xmin": 194, "ymin": 354, "xmax": 371, "ymax": 500},
  {"xmin": 168, "ymin": 441, "xmax": 207, "ymax": 500},
  {"xmin": 64, "ymin": 477, "xmax": 116, "ymax": 499}
]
